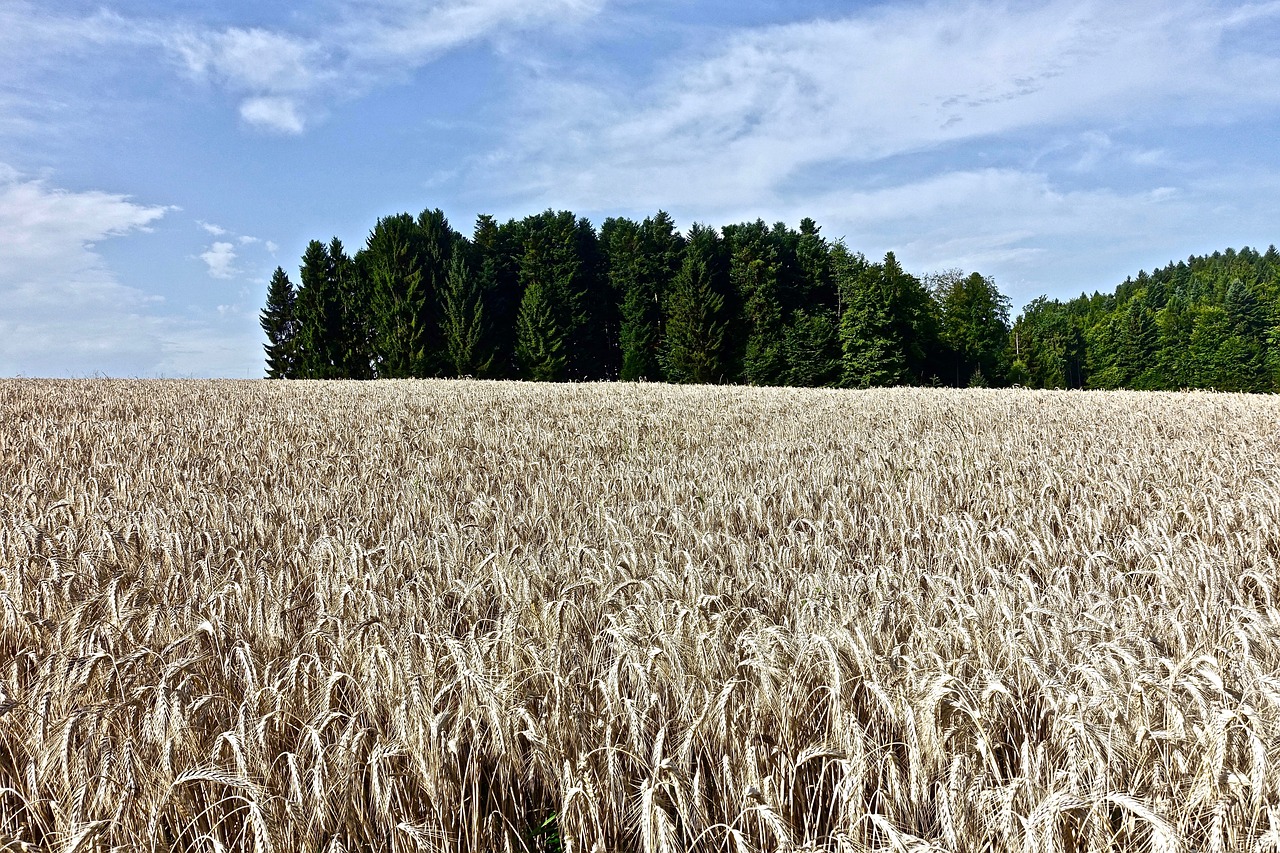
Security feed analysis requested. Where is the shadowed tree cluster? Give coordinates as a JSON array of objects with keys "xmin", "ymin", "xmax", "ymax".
[{"xmin": 261, "ymin": 208, "xmax": 1280, "ymax": 392}]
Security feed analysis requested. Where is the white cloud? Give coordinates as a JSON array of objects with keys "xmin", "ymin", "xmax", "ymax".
[
  {"xmin": 461, "ymin": 0, "xmax": 1280, "ymax": 303},
  {"xmin": 238, "ymin": 96, "xmax": 307, "ymax": 134},
  {"xmin": 152, "ymin": 0, "xmax": 610, "ymax": 131},
  {"xmin": 487, "ymin": 0, "xmax": 1280, "ymax": 211},
  {"xmin": 169, "ymin": 26, "xmax": 326, "ymax": 94},
  {"xmin": 0, "ymin": 169, "xmax": 167, "ymax": 288},
  {"xmin": 346, "ymin": 0, "xmax": 608, "ymax": 63},
  {"xmin": 198, "ymin": 220, "xmax": 228, "ymax": 236},
  {"xmin": 0, "ymin": 167, "xmax": 266, "ymax": 377},
  {"xmin": 199, "ymin": 241, "xmax": 239, "ymax": 279}
]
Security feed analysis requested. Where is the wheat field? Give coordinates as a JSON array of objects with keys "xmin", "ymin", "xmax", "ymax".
[{"xmin": 1, "ymin": 380, "xmax": 1279, "ymax": 853}]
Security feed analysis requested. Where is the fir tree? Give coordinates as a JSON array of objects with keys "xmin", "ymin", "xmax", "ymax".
[
  {"xmin": 515, "ymin": 276, "xmax": 567, "ymax": 381},
  {"xmin": 440, "ymin": 251, "xmax": 492, "ymax": 376},
  {"xmin": 260, "ymin": 266, "xmax": 297, "ymax": 378},
  {"xmin": 365, "ymin": 213, "xmax": 429, "ymax": 378},
  {"xmin": 294, "ymin": 240, "xmax": 340, "ymax": 378},
  {"xmin": 661, "ymin": 225, "xmax": 728, "ymax": 384}
]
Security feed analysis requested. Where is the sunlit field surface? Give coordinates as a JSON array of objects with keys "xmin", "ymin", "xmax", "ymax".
[{"xmin": 2, "ymin": 380, "xmax": 1279, "ymax": 853}]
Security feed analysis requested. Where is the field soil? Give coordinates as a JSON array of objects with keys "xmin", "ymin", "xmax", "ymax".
[{"xmin": 2, "ymin": 380, "xmax": 1279, "ymax": 852}]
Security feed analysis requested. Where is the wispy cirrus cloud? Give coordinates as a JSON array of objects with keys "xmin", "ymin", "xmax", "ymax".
[
  {"xmin": 473, "ymin": 0, "xmax": 1280, "ymax": 298},
  {"xmin": 159, "ymin": 0, "xmax": 611, "ymax": 133},
  {"xmin": 491, "ymin": 0, "xmax": 1280, "ymax": 209},
  {"xmin": 0, "ymin": 0, "xmax": 614, "ymax": 135}
]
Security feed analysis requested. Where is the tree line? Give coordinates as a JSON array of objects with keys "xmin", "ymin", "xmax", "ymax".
[{"xmin": 260, "ymin": 207, "xmax": 1280, "ymax": 391}]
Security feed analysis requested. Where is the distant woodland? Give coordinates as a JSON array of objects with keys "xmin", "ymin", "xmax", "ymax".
[{"xmin": 260, "ymin": 208, "xmax": 1280, "ymax": 391}]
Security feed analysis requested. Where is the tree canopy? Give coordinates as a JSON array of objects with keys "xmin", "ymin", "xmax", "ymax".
[{"xmin": 261, "ymin": 207, "xmax": 1280, "ymax": 392}]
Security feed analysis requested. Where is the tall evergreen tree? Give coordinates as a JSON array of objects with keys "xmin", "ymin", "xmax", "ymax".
[
  {"xmin": 328, "ymin": 237, "xmax": 373, "ymax": 379},
  {"xmin": 783, "ymin": 308, "xmax": 841, "ymax": 386},
  {"xmin": 440, "ymin": 251, "xmax": 492, "ymax": 376},
  {"xmin": 294, "ymin": 240, "xmax": 341, "ymax": 378},
  {"xmin": 838, "ymin": 250, "xmax": 937, "ymax": 387},
  {"xmin": 260, "ymin": 266, "xmax": 297, "ymax": 378},
  {"xmin": 472, "ymin": 214, "xmax": 522, "ymax": 378},
  {"xmin": 364, "ymin": 213, "xmax": 429, "ymax": 378},
  {"xmin": 662, "ymin": 224, "xmax": 728, "ymax": 384},
  {"xmin": 413, "ymin": 208, "xmax": 461, "ymax": 376},
  {"xmin": 515, "ymin": 275, "xmax": 567, "ymax": 381},
  {"xmin": 602, "ymin": 217, "xmax": 652, "ymax": 381},
  {"xmin": 727, "ymin": 220, "xmax": 787, "ymax": 386},
  {"xmin": 513, "ymin": 210, "xmax": 607, "ymax": 380}
]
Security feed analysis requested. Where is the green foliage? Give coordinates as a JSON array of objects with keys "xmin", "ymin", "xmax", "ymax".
[
  {"xmin": 729, "ymin": 223, "xmax": 786, "ymax": 386},
  {"xmin": 515, "ymin": 275, "xmax": 567, "ymax": 381},
  {"xmin": 783, "ymin": 308, "xmax": 841, "ymax": 386},
  {"xmin": 260, "ymin": 266, "xmax": 297, "ymax": 378},
  {"xmin": 440, "ymin": 252, "xmax": 492, "ymax": 377},
  {"xmin": 933, "ymin": 270, "xmax": 1011, "ymax": 385},
  {"xmin": 1016, "ymin": 245, "xmax": 1280, "ymax": 392},
  {"xmin": 661, "ymin": 224, "xmax": 728, "ymax": 384},
  {"xmin": 838, "ymin": 250, "xmax": 938, "ymax": 387},
  {"xmin": 293, "ymin": 240, "xmax": 341, "ymax": 379},
  {"xmin": 364, "ymin": 213, "xmax": 431, "ymax": 378},
  {"xmin": 271, "ymin": 201, "xmax": 1280, "ymax": 393},
  {"xmin": 513, "ymin": 210, "xmax": 609, "ymax": 380}
]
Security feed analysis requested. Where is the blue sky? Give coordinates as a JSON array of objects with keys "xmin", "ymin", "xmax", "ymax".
[{"xmin": 2, "ymin": 0, "xmax": 1279, "ymax": 377}]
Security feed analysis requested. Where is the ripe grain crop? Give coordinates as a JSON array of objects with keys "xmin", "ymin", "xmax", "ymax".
[{"xmin": 1, "ymin": 379, "xmax": 1279, "ymax": 853}]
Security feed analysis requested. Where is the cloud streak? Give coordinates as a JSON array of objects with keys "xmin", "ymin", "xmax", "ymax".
[
  {"xmin": 463, "ymin": 0, "xmax": 1280, "ymax": 302},
  {"xmin": 159, "ymin": 0, "xmax": 610, "ymax": 133},
  {"xmin": 491, "ymin": 0, "xmax": 1280, "ymax": 211}
]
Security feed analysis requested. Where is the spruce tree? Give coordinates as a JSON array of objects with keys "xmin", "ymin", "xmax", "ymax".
[
  {"xmin": 260, "ymin": 266, "xmax": 297, "ymax": 378},
  {"xmin": 934, "ymin": 271, "xmax": 1011, "ymax": 385},
  {"xmin": 514, "ymin": 210, "xmax": 598, "ymax": 380},
  {"xmin": 472, "ymin": 215, "xmax": 522, "ymax": 378},
  {"xmin": 414, "ymin": 208, "xmax": 461, "ymax": 376},
  {"xmin": 733, "ymin": 243, "xmax": 786, "ymax": 385},
  {"xmin": 837, "ymin": 249, "xmax": 908, "ymax": 387},
  {"xmin": 329, "ymin": 237, "xmax": 373, "ymax": 378},
  {"xmin": 294, "ymin": 240, "xmax": 338, "ymax": 378},
  {"xmin": 365, "ymin": 213, "xmax": 429, "ymax": 378},
  {"xmin": 440, "ymin": 251, "xmax": 492, "ymax": 377},
  {"xmin": 515, "ymin": 276, "xmax": 567, "ymax": 381},
  {"xmin": 602, "ymin": 217, "xmax": 652, "ymax": 380},
  {"xmin": 661, "ymin": 224, "xmax": 728, "ymax": 384}
]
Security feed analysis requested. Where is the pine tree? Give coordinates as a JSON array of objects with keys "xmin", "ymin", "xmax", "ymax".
[
  {"xmin": 260, "ymin": 266, "xmax": 297, "ymax": 378},
  {"xmin": 294, "ymin": 240, "xmax": 339, "ymax": 378},
  {"xmin": 661, "ymin": 224, "xmax": 728, "ymax": 384},
  {"xmin": 515, "ymin": 276, "xmax": 567, "ymax": 381},
  {"xmin": 329, "ymin": 237, "xmax": 373, "ymax": 378},
  {"xmin": 440, "ymin": 251, "xmax": 492, "ymax": 376},
  {"xmin": 365, "ymin": 213, "xmax": 429, "ymax": 378}
]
